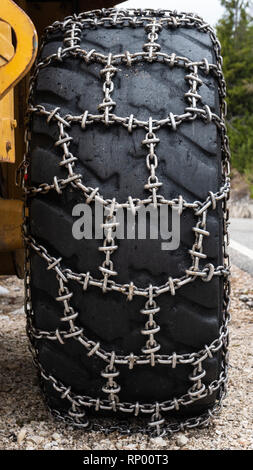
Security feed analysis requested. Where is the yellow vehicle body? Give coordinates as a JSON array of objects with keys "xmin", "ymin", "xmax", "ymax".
[
  {"xmin": 0, "ymin": 0, "xmax": 122, "ymax": 275},
  {"xmin": 0, "ymin": 19, "xmax": 16, "ymax": 164}
]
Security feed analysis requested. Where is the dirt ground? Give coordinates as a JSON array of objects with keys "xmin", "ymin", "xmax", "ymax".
[{"xmin": 0, "ymin": 264, "xmax": 252, "ymax": 451}]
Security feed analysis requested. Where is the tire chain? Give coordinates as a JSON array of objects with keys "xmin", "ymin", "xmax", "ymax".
[{"xmin": 19, "ymin": 8, "xmax": 231, "ymax": 437}]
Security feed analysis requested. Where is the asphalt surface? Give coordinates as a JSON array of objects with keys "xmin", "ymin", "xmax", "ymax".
[{"xmin": 229, "ymin": 218, "xmax": 253, "ymax": 276}]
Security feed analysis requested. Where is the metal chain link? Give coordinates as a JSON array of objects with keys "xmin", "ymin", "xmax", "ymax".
[{"xmin": 20, "ymin": 8, "xmax": 231, "ymax": 437}]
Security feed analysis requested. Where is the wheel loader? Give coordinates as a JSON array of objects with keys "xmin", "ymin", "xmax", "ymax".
[{"xmin": 0, "ymin": 1, "xmax": 230, "ymax": 436}]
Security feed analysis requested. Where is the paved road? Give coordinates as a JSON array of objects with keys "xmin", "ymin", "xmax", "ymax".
[{"xmin": 229, "ymin": 218, "xmax": 253, "ymax": 276}]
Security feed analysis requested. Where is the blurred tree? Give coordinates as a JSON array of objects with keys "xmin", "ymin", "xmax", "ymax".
[{"xmin": 216, "ymin": 1, "xmax": 253, "ymax": 187}]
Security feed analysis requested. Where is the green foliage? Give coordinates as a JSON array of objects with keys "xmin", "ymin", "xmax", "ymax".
[
  {"xmin": 216, "ymin": 1, "xmax": 253, "ymax": 187},
  {"xmin": 244, "ymin": 160, "xmax": 253, "ymax": 198},
  {"xmin": 227, "ymin": 114, "xmax": 253, "ymax": 171}
]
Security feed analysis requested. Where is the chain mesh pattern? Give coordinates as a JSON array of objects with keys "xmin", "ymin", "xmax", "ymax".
[{"xmin": 20, "ymin": 8, "xmax": 231, "ymax": 437}]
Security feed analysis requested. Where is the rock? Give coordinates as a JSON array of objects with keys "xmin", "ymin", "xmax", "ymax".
[
  {"xmin": 44, "ymin": 442, "xmax": 55, "ymax": 450},
  {"xmin": 52, "ymin": 432, "xmax": 61, "ymax": 440},
  {"xmin": 17, "ymin": 428, "xmax": 27, "ymax": 445},
  {"xmin": 39, "ymin": 430, "xmax": 49, "ymax": 437},
  {"xmin": 7, "ymin": 362, "xmax": 18, "ymax": 370},
  {"xmin": 176, "ymin": 434, "xmax": 188, "ymax": 447},
  {"xmin": 239, "ymin": 295, "xmax": 249, "ymax": 303},
  {"xmin": 28, "ymin": 435, "xmax": 44, "ymax": 445},
  {"xmin": 11, "ymin": 307, "xmax": 25, "ymax": 315},
  {"xmin": 150, "ymin": 436, "xmax": 167, "ymax": 447},
  {"xmin": 246, "ymin": 301, "xmax": 253, "ymax": 308},
  {"xmin": 0, "ymin": 286, "xmax": 9, "ymax": 296}
]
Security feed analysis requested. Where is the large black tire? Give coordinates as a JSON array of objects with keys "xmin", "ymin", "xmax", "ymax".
[{"xmin": 25, "ymin": 9, "xmax": 230, "ymax": 434}]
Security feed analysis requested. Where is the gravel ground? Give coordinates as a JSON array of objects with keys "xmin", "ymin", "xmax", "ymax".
[{"xmin": 0, "ymin": 265, "xmax": 252, "ymax": 451}]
